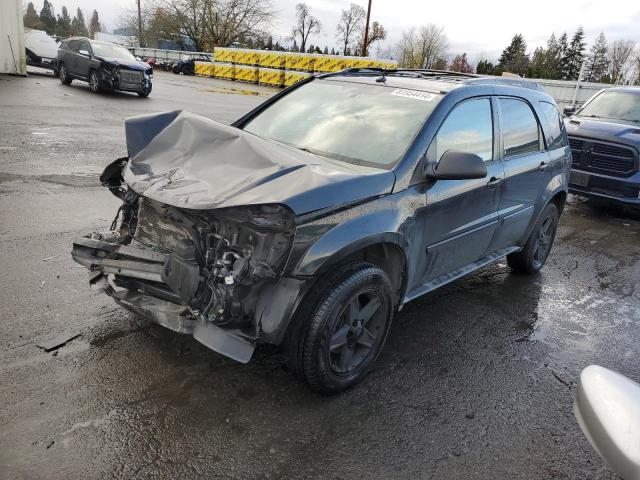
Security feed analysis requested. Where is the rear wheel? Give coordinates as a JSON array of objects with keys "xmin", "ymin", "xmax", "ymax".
[
  {"xmin": 285, "ymin": 262, "xmax": 394, "ymax": 394},
  {"xmin": 89, "ymin": 69, "xmax": 102, "ymax": 93},
  {"xmin": 507, "ymin": 203, "xmax": 559, "ymax": 274},
  {"xmin": 59, "ymin": 63, "xmax": 72, "ymax": 85}
]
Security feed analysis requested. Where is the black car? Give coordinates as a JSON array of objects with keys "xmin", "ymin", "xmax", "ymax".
[
  {"xmin": 72, "ymin": 70, "xmax": 570, "ymax": 393},
  {"xmin": 57, "ymin": 37, "xmax": 152, "ymax": 97},
  {"xmin": 173, "ymin": 54, "xmax": 213, "ymax": 75},
  {"xmin": 564, "ymin": 87, "xmax": 640, "ymax": 206}
]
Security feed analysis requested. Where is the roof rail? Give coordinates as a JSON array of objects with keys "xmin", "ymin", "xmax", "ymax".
[
  {"xmin": 466, "ymin": 77, "xmax": 544, "ymax": 91},
  {"xmin": 329, "ymin": 68, "xmax": 479, "ymax": 79}
]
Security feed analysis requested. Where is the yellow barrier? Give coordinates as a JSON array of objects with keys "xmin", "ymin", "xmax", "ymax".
[
  {"xmin": 194, "ymin": 61, "xmax": 212, "ymax": 76},
  {"xmin": 284, "ymin": 70, "xmax": 312, "ymax": 87},
  {"xmin": 213, "ymin": 62, "xmax": 235, "ymax": 80},
  {"xmin": 314, "ymin": 55, "xmax": 346, "ymax": 73},
  {"xmin": 285, "ymin": 52, "xmax": 315, "ymax": 72},
  {"xmin": 234, "ymin": 49, "xmax": 259, "ymax": 66},
  {"xmin": 258, "ymin": 67, "xmax": 285, "ymax": 87},
  {"xmin": 234, "ymin": 64, "xmax": 259, "ymax": 83},
  {"xmin": 214, "ymin": 47, "xmax": 234, "ymax": 63},
  {"xmin": 258, "ymin": 51, "xmax": 286, "ymax": 69}
]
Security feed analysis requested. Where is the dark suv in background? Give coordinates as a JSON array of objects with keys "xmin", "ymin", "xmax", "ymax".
[
  {"xmin": 565, "ymin": 87, "xmax": 640, "ymax": 206},
  {"xmin": 72, "ymin": 70, "xmax": 570, "ymax": 393},
  {"xmin": 57, "ymin": 37, "xmax": 152, "ymax": 97}
]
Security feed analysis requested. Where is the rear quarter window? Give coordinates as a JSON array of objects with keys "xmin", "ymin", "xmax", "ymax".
[{"xmin": 539, "ymin": 101, "xmax": 568, "ymax": 149}]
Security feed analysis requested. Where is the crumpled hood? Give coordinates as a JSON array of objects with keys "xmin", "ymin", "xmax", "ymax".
[
  {"xmin": 97, "ymin": 56, "xmax": 150, "ymax": 71},
  {"xmin": 565, "ymin": 117, "xmax": 640, "ymax": 146},
  {"xmin": 122, "ymin": 110, "xmax": 395, "ymax": 215}
]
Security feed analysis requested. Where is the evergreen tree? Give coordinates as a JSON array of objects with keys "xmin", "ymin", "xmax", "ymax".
[
  {"xmin": 557, "ymin": 32, "xmax": 569, "ymax": 78},
  {"xmin": 330, "ymin": 47, "xmax": 336, "ymax": 55},
  {"xmin": 39, "ymin": 0, "xmax": 56, "ymax": 35},
  {"xmin": 89, "ymin": 10, "xmax": 102, "ymax": 39},
  {"xmin": 476, "ymin": 60, "xmax": 496, "ymax": 75},
  {"xmin": 71, "ymin": 8, "xmax": 89, "ymax": 37},
  {"xmin": 291, "ymin": 40, "xmax": 299, "ymax": 52},
  {"xmin": 23, "ymin": 2, "xmax": 42, "ymax": 29},
  {"xmin": 323, "ymin": 46, "xmax": 329, "ymax": 54},
  {"xmin": 307, "ymin": 44, "xmax": 315, "ymax": 53},
  {"xmin": 585, "ymin": 32, "xmax": 609, "ymax": 83},
  {"xmin": 498, "ymin": 34, "xmax": 529, "ymax": 76},
  {"xmin": 56, "ymin": 6, "xmax": 72, "ymax": 37},
  {"xmin": 266, "ymin": 36, "xmax": 273, "ymax": 49},
  {"xmin": 563, "ymin": 26, "xmax": 586, "ymax": 80}
]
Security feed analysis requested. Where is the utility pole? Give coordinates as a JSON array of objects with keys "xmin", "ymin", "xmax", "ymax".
[
  {"xmin": 137, "ymin": 0, "xmax": 143, "ymax": 47},
  {"xmin": 362, "ymin": 0, "xmax": 372, "ymax": 57}
]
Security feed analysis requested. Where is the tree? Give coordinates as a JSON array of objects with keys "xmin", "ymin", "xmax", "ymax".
[
  {"xmin": 56, "ymin": 7, "xmax": 72, "ymax": 37},
  {"xmin": 498, "ymin": 34, "xmax": 529, "ymax": 76},
  {"xmin": 335, "ymin": 3, "xmax": 365, "ymax": 56},
  {"xmin": 450, "ymin": 53, "xmax": 473, "ymax": 73},
  {"xmin": 476, "ymin": 59, "xmax": 496, "ymax": 75},
  {"xmin": 71, "ymin": 8, "xmax": 89, "ymax": 37},
  {"xmin": 23, "ymin": 2, "xmax": 42, "ymax": 29},
  {"xmin": 395, "ymin": 24, "xmax": 447, "ymax": 68},
  {"xmin": 360, "ymin": 21, "xmax": 385, "ymax": 56},
  {"xmin": 39, "ymin": 0, "xmax": 56, "ymax": 35},
  {"xmin": 291, "ymin": 3, "xmax": 321, "ymax": 53},
  {"xmin": 585, "ymin": 32, "xmax": 609, "ymax": 83},
  {"xmin": 323, "ymin": 46, "xmax": 329, "ymax": 54},
  {"xmin": 557, "ymin": 33, "xmax": 569, "ymax": 78},
  {"xmin": 432, "ymin": 57, "xmax": 447, "ymax": 70},
  {"xmin": 330, "ymin": 47, "xmax": 336, "ymax": 55},
  {"xmin": 563, "ymin": 26, "xmax": 586, "ymax": 80},
  {"xmin": 608, "ymin": 40, "xmax": 636, "ymax": 84},
  {"xmin": 89, "ymin": 10, "xmax": 102, "ymax": 39}
]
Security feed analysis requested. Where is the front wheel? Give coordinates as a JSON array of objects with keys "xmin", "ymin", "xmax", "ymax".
[
  {"xmin": 507, "ymin": 203, "xmax": 559, "ymax": 274},
  {"xmin": 89, "ymin": 69, "xmax": 102, "ymax": 93},
  {"xmin": 285, "ymin": 262, "xmax": 394, "ymax": 394}
]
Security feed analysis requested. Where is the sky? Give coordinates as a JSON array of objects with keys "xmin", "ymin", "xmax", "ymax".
[{"xmin": 27, "ymin": 0, "xmax": 640, "ymax": 62}]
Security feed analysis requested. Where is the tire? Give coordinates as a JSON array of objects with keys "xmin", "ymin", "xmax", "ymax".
[
  {"xmin": 59, "ymin": 63, "xmax": 72, "ymax": 85},
  {"xmin": 285, "ymin": 262, "xmax": 394, "ymax": 394},
  {"xmin": 138, "ymin": 83, "xmax": 152, "ymax": 98},
  {"xmin": 89, "ymin": 69, "xmax": 102, "ymax": 93},
  {"xmin": 507, "ymin": 203, "xmax": 559, "ymax": 274}
]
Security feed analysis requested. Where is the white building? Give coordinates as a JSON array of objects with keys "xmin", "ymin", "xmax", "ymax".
[{"xmin": 0, "ymin": 0, "xmax": 27, "ymax": 75}]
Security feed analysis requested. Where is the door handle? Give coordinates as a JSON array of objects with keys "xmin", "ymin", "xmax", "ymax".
[
  {"xmin": 486, "ymin": 176, "xmax": 501, "ymax": 188},
  {"xmin": 538, "ymin": 161, "xmax": 548, "ymax": 172}
]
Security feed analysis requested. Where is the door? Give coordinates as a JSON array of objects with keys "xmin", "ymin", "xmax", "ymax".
[
  {"xmin": 74, "ymin": 40, "xmax": 92, "ymax": 79},
  {"xmin": 489, "ymin": 97, "xmax": 552, "ymax": 252},
  {"xmin": 418, "ymin": 97, "xmax": 504, "ymax": 285}
]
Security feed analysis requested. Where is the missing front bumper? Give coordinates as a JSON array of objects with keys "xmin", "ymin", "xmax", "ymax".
[{"xmin": 72, "ymin": 235, "xmax": 255, "ymax": 363}]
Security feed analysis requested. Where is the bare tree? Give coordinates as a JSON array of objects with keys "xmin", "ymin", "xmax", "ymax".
[
  {"xmin": 360, "ymin": 21, "xmax": 385, "ymax": 56},
  {"xmin": 395, "ymin": 24, "xmax": 448, "ymax": 68},
  {"xmin": 335, "ymin": 3, "xmax": 365, "ymax": 56},
  {"xmin": 291, "ymin": 3, "xmax": 321, "ymax": 53},
  {"xmin": 416, "ymin": 24, "xmax": 448, "ymax": 68},
  {"xmin": 608, "ymin": 40, "xmax": 636, "ymax": 84}
]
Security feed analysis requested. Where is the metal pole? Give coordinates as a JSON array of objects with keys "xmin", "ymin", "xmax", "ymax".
[
  {"xmin": 571, "ymin": 60, "xmax": 587, "ymax": 107},
  {"xmin": 137, "ymin": 0, "xmax": 143, "ymax": 47},
  {"xmin": 362, "ymin": 0, "xmax": 372, "ymax": 57}
]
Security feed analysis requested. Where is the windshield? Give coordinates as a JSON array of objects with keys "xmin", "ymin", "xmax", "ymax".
[
  {"xmin": 242, "ymin": 79, "xmax": 441, "ymax": 168},
  {"xmin": 578, "ymin": 91, "xmax": 640, "ymax": 123},
  {"xmin": 91, "ymin": 43, "xmax": 136, "ymax": 61}
]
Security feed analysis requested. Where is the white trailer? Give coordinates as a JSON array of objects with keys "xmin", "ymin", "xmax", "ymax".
[{"xmin": 0, "ymin": 0, "xmax": 27, "ymax": 75}]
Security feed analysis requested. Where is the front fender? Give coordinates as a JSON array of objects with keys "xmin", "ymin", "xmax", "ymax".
[{"xmin": 287, "ymin": 193, "xmax": 417, "ymax": 277}]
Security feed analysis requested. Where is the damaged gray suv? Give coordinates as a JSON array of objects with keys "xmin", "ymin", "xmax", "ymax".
[{"xmin": 72, "ymin": 69, "xmax": 570, "ymax": 393}]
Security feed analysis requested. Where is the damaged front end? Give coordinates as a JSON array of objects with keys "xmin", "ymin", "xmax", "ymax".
[{"xmin": 72, "ymin": 158, "xmax": 296, "ymax": 362}]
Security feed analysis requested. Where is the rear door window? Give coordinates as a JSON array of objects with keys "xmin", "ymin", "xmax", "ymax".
[{"xmin": 499, "ymin": 98, "xmax": 542, "ymax": 157}]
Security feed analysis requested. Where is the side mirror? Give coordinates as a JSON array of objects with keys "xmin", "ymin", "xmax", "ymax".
[
  {"xmin": 563, "ymin": 105, "xmax": 577, "ymax": 116},
  {"xmin": 574, "ymin": 365, "xmax": 640, "ymax": 479},
  {"xmin": 79, "ymin": 49, "xmax": 90, "ymax": 57},
  {"xmin": 426, "ymin": 150, "xmax": 487, "ymax": 180}
]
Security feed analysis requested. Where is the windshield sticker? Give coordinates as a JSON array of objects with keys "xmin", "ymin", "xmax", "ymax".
[{"xmin": 390, "ymin": 89, "xmax": 437, "ymax": 102}]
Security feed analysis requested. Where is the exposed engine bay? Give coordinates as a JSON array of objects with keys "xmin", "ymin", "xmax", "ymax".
[{"xmin": 72, "ymin": 157, "xmax": 296, "ymax": 362}]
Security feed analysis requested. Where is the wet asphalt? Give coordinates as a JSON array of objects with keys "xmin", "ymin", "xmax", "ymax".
[{"xmin": 1, "ymin": 71, "xmax": 639, "ymax": 480}]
